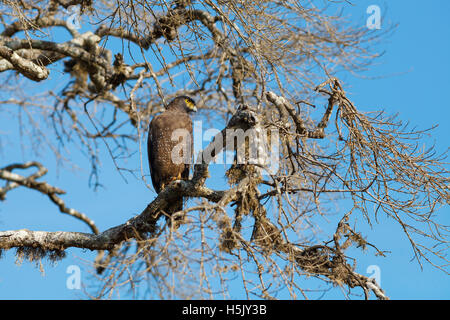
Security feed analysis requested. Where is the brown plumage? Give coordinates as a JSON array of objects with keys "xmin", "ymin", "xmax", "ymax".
[{"xmin": 147, "ymin": 96, "xmax": 197, "ymax": 224}]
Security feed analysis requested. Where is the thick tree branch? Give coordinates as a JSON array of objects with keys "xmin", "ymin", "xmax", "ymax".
[
  {"xmin": 1, "ymin": 35, "xmax": 110, "ymax": 71},
  {"xmin": 0, "ymin": 44, "xmax": 49, "ymax": 81},
  {"xmin": 2, "ymin": 16, "xmax": 80, "ymax": 37},
  {"xmin": 0, "ymin": 32, "xmax": 111, "ymax": 84}
]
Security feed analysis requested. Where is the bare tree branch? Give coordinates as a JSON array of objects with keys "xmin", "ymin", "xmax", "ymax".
[{"xmin": 0, "ymin": 161, "xmax": 99, "ymax": 234}]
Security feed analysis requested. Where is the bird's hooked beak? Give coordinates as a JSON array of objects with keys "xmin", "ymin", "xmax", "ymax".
[{"xmin": 191, "ymin": 106, "xmax": 198, "ymax": 112}]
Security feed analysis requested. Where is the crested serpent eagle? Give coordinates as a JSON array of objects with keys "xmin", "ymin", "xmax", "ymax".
[{"xmin": 147, "ymin": 96, "xmax": 197, "ymax": 224}]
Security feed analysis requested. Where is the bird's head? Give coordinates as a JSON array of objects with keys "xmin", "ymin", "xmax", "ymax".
[{"xmin": 167, "ymin": 95, "xmax": 197, "ymax": 113}]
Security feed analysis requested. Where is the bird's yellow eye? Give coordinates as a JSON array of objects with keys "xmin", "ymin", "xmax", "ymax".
[{"xmin": 185, "ymin": 98, "xmax": 195, "ymax": 109}]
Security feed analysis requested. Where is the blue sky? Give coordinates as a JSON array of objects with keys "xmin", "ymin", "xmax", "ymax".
[{"xmin": 0, "ymin": 1, "xmax": 449, "ymax": 299}]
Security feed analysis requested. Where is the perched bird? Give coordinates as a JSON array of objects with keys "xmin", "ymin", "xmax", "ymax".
[{"xmin": 147, "ymin": 96, "xmax": 197, "ymax": 225}]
